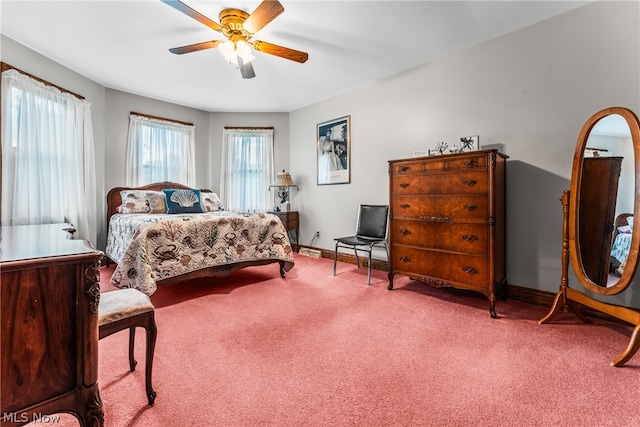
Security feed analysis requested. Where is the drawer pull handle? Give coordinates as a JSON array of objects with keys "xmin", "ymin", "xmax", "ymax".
[
  {"xmin": 399, "ymin": 256, "xmax": 411, "ymax": 263},
  {"xmin": 462, "ymin": 235, "xmax": 479, "ymax": 241},
  {"xmin": 463, "ymin": 267, "xmax": 479, "ymax": 274},
  {"xmin": 463, "ymin": 180, "xmax": 478, "ymax": 186},
  {"xmin": 399, "ymin": 229, "xmax": 412, "ymax": 236},
  {"xmin": 419, "ymin": 215, "xmax": 452, "ymax": 222},
  {"xmin": 400, "ymin": 166, "xmax": 411, "ymax": 172},
  {"xmin": 464, "ymin": 160, "xmax": 478, "ymax": 167},
  {"xmin": 400, "ymin": 204, "xmax": 411, "ymax": 209},
  {"xmin": 400, "ymin": 183, "xmax": 410, "ymax": 189},
  {"xmin": 463, "ymin": 205, "xmax": 477, "ymax": 211}
]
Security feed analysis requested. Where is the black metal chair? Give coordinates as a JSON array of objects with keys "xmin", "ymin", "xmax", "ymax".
[{"xmin": 333, "ymin": 204, "xmax": 389, "ymax": 284}]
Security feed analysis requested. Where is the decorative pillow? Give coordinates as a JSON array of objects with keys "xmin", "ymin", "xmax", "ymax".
[
  {"xmin": 201, "ymin": 192, "xmax": 224, "ymax": 212},
  {"xmin": 627, "ymin": 216, "xmax": 634, "ymax": 230},
  {"xmin": 618, "ymin": 225, "xmax": 632, "ymax": 234},
  {"xmin": 163, "ymin": 189, "xmax": 203, "ymax": 214},
  {"xmin": 146, "ymin": 191, "xmax": 168, "ymax": 214},
  {"xmin": 120, "ymin": 190, "xmax": 151, "ymax": 214}
]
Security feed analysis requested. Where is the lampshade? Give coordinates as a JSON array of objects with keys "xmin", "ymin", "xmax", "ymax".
[
  {"xmin": 236, "ymin": 40, "xmax": 255, "ymax": 63},
  {"xmin": 218, "ymin": 40, "xmax": 255, "ymax": 65},
  {"xmin": 270, "ymin": 170, "xmax": 297, "ymax": 188},
  {"xmin": 218, "ymin": 40, "xmax": 236, "ymax": 64}
]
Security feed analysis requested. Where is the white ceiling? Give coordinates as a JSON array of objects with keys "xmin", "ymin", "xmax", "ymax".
[{"xmin": 0, "ymin": 0, "xmax": 592, "ymax": 113}]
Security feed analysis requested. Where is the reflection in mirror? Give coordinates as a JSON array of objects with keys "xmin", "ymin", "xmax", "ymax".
[{"xmin": 578, "ymin": 114, "xmax": 634, "ymax": 287}]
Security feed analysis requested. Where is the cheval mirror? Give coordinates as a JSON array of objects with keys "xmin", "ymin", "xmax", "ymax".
[{"xmin": 539, "ymin": 106, "xmax": 640, "ymax": 367}]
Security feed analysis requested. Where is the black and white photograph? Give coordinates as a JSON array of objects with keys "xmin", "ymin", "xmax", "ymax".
[
  {"xmin": 317, "ymin": 116, "xmax": 350, "ymax": 185},
  {"xmin": 460, "ymin": 135, "xmax": 480, "ymax": 152}
]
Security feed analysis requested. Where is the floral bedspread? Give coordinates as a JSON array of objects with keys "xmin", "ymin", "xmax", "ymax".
[
  {"xmin": 611, "ymin": 232, "xmax": 632, "ymax": 274},
  {"xmin": 107, "ymin": 212, "xmax": 295, "ymax": 295}
]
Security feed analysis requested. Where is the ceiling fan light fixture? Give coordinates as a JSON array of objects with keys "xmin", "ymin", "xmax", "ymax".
[
  {"xmin": 236, "ymin": 40, "xmax": 255, "ymax": 63},
  {"xmin": 164, "ymin": 0, "xmax": 308, "ymax": 78},
  {"xmin": 218, "ymin": 40, "xmax": 238, "ymax": 64},
  {"xmin": 218, "ymin": 40, "xmax": 255, "ymax": 65}
]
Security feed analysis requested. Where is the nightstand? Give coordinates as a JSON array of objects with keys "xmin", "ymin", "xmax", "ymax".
[{"xmin": 268, "ymin": 211, "xmax": 299, "ymax": 251}]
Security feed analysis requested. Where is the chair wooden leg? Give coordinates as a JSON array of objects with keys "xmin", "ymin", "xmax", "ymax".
[
  {"xmin": 144, "ymin": 313, "xmax": 158, "ymax": 405},
  {"xmin": 128, "ymin": 327, "xmax": 137, "ymax": 372},
  {"xmin": 333, "ymin": 243, "xmax": 339, "ymax": 276}
]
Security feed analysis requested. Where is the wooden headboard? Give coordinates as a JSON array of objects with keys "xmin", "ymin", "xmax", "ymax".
[
  {"xmin": 613, "ymin": 212, "xmax": 634, "ymax": 240},
  {"xmin": 106, "ymin": 182, "xmax": 213, "ymax": 228}
]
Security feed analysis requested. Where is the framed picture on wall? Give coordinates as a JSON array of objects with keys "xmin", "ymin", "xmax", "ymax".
[{"xmin": 317, "ymin": 115, "xmax": 351, "ymax": 185}]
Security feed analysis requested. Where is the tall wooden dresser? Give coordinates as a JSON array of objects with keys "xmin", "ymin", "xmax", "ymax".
[
  {"xmin": 1, "ymin": 224, "xmax": 104, "ymax": 426},
  {"xmin": 388, "ymin": 149, "xmax": 507, "ymax": 318},
  {"xmin": 578, "ymin": 157, "xmax": 623, "ymax": 286}
]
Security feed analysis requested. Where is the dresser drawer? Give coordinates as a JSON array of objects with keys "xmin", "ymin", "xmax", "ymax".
[
  {"xmin": 391, "ymin": 245, "xmax": 490, "ymax": 289},
  {"xmin": 391, "ymin": 153, "xmax": 489, "ymax": 176},
  {"xmin": 445, "ymin": 153, "xmax": 489, "ymax": 171},
  {"xmin": 390, "ymin": 220, "xmax": 488, "ymax": 255},
  {"xmin": 392, "ymin": 194, "xmax": 488, "ymax": 221},
  {"xmin": 392, "ymin": 171, "xmax": 488, "ymax": 195}
]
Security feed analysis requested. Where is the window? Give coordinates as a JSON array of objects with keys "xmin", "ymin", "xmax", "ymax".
[
  {"xmin": 220, "ymin": 128, "xmax": 274, "ymax": 213},
  {"xmin": 125, "ymin": 114, "xmax": 195, "ymax": 187},
  {"xmin": 1, "ymin": 66, "xmax": 97, "ymax": 244}
]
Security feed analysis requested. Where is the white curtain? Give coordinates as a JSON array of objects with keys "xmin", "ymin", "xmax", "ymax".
[
  {"xmin": 125, "ymin": 114, "xmax": 195, "ymax": 187},
  {"xmin": 1, "ymin": 69, "xmax": 97, "ymax": 245},
  {"xmin": 221, "ymin": 128, "xmax": 274, "ymax": 213}
]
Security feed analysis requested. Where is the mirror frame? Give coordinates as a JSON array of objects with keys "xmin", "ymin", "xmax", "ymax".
[{"xmin": 569, "ymin": 106, "xmax": 640, "ymax": 295}]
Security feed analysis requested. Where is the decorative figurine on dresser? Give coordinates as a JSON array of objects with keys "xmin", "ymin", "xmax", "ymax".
[{"xmin": 387, "ymin": 149, "xmax": 508, "ymax": 318}]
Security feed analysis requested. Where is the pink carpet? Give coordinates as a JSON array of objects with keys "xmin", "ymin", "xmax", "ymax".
[{"xmin": 49, "ymin": 254, "xmax": 639, "ymax": 426}]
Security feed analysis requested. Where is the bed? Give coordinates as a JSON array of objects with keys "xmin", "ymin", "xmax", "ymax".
[
  {"xmin": 610, "ymin": 213, "xmax": 634, "ymax": 276},
  {"xmin": 106, "ymin": 182, "xmax": 295, "ymax": 295}
]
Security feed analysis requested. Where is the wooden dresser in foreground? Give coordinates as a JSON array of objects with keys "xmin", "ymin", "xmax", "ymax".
[
  {"xmin": 1, "ymin": 224, "xmax": 104, "ymax": 426},
  {"xmin": 388, "ymin": 149, "xmax": 507, "ymax": 318}
]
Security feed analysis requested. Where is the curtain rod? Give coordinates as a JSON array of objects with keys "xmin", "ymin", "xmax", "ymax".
[
  {"xmin": 224, "ymin": 126, "xmax": 274, "ymax": 130},
  {"xmin": 1, "ymin": 62, "xmax": 85, "ymax": 100},
  {"xmin": 130, "ymin": 111, "xmax": 194, "ymax": 127}
]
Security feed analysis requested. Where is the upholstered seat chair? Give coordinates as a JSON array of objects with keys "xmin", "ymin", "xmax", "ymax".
[{"xmin": 98, "ymin": 288, "xmax": 157, "ymax": 405}]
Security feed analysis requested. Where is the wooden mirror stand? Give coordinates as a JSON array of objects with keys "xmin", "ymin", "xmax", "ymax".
[{"xmin": 539, "ymin": 107, "xmax": 640, "ymax": 367}]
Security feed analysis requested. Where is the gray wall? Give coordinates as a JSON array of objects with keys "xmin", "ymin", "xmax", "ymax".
[
  {"xmin": 208, "ymin": 112, "xmax": 290, "ymax": 196},
  {"xmin": 104, "ymin": 89, "xmax": 211, "ymax": 192},
  {"xmin": 289, "ymin": 0, "xmax": 640, "ymax": 308},
  {"xmin": 2, "ymin": 1, "xmax": 639, "ymax": 309},
  {"xmin": 105, "ymin": 92, "xmax": 289, "ymax": 195}
]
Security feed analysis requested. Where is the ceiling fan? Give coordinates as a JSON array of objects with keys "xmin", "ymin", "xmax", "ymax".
[{"xmin": 161, "ymin": 0, "xmax": 308, "ymax": 79}]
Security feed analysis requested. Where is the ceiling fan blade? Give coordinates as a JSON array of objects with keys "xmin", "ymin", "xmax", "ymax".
[
  {"xmin": 238, "ymin": 57, "xmax": 256, "ymax": 79},
  {"xmin": 161, "ymin": 0, "xmax": 223, "ymax": 32},
  {"xmin": 253, "ymin": 40, "xmax": 309, "ymax": 63},
  {"xmin": 243, "ymin": 0, "xmax": 285, "ymax": 34},
  {"xmin": 169, "ymin": 40, "xmax": 222, "ymax": 55}
]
